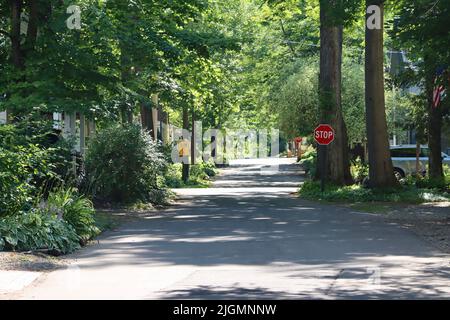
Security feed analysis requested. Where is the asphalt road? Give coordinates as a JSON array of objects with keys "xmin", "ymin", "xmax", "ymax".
[{"xmin": 8, "ymin": 158, "xmax": 450, "ymax": 299}]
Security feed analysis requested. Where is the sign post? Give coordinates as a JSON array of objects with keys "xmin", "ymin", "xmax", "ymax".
[
  {"xmin": 314, "ymin": 124, "xmax": 335, "ymax": 193},
  {"xmin": 294, "ymin": 137, "xmax": 303, "ymax": 159}
]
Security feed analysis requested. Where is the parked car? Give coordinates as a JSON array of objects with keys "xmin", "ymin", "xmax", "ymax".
[{"xmin": 390, "ymin": 145, "xmax": 450, "ymax": 178}]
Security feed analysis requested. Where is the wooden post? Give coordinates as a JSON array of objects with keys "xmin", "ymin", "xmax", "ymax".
[
  {"xmin": 151, "ymin": 94, "xmax": 159, "ymax": 141},
  {"xmin": 162, "ymin": 112, "xmax": 170, "ymax": 145},
  {"xmin": 0, "ymin": 110, "xmax": 7, "ymax": 124},
  {"xmin": 80, "ymin": 114, "xmax": 86, "ymax": 156},
  {"xmin": 415, "ymin": 140, "xmax": 421, "ymax": 177},
  {"xmin": 63, "ymin": 112, "xmax": 76, "ymax": 138},
  {"xmin": 182, "ymin": 105, "xmax": 190, "ymax": 182},
  {"xmin": 88, "ymin": 120, "xmax": 96, "ymax": 137},
  {"xmin": 63, "ymin": 112, "xmax": 77, "ymax": 177},
  {"xmin": 191, "ymin": 105, "xmax": 195, "ymax": 165}
]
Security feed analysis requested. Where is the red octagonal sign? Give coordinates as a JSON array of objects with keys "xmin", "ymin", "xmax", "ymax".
[{"xmin": 314, "ymin": 124, "xmax": 335, "ymax": 145}]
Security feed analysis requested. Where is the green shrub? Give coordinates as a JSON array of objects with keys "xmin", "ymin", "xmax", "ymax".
[
  {"xmin": 300, "ymin": 147, "xmax": 317, "ymax": 178},
  {"xmin": 444, "ymin": 165, "xmax": 450, "ymax": 176},
  {"xmin": 0, "ymin": 145, "xmax": 37, "ymax": 216},
  {"xmin": 199, "ymin": 160, "xmax": 217, "ymax": 178},
  {"xmin": 299, "ymin": 180, "xmax": 450, "ymax": 203},
  {"xmin": 0, "ymin": 211, "xmax": 80, "ymax": 254},
  {"xmin": 411, "ymin": 176, "xmax": 448, "ymax": 190},
  {"xmin": 190, "ymin": 161, "xmax": 217, "ymax": 180},
  {"xmin": 45, "ymin": 188, "xmax": 100, "ymax": 244},
  {"xmin": 148, "ymin": 188, "xmax": 174, "ymax": 206},
  {"xmin": 0, "ymin": 123, "xmax": 73, "ymax": 216},
  {"xmin": 164, "ymin": 163, "xmax": 184, "ymax": 188},
  {"xmin": 0, "ymin": 121, "xmax": 86, "ymax": 255},
  {"xmin": 163, "ymin": 161, "xmax": 217, "ymax": 188},
  {"xmin": 0, "ymin": 143, "xmax": 59, "ymax": 216},
  {"xmin": 400, "ymin": 166, "xmax": 450, "ymax": 192},
  {"xmin": 445, "ymin": 165, "xmax": 450, "ymax": 188},
  {"xmin": 0, "ymin": 121, "xmax": 73, "ymax": 179},
  {"xmin": 85, "ymin": 124, "xmax": 168, "ymax": 204},
  {"xmin": 351, "ymin": 157, "xmax": 369, "ymax": 184}
]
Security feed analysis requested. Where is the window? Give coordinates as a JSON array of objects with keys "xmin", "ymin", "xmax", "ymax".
[{"xmin": 391, "ymin": 148, "xmax": 417, "ymax": 158}]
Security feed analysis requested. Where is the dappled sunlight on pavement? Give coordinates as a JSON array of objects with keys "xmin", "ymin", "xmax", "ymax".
[{"xmin": 5, "ymin": 158, "xmax": 450, "ymax": 300}]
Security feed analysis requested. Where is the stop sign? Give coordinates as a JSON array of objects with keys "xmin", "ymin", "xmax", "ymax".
[{"xmin": 314, "ymin": 124, "xmax": 335, "ymax": 145}]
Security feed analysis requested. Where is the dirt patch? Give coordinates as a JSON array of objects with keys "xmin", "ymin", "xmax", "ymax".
[
  {"xmin": 0, "ymin": 252, "xmax": 66, "ymax": 272},
  {"xmin": 348, "ymin": 201, "xmax": 450, "ymax": 253},
  {"xmin": 381, "ymin": 202, "xmax": 450, "ymax": 254}
]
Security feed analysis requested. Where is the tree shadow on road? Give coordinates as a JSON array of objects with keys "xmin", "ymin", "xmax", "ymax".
[{"xmin": 66, "ymin": 161, "xmax": 450, "ymax": 299}]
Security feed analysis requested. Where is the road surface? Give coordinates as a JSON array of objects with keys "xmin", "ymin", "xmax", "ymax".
[{"xmin": 5, "ymin": 158, "xmax": 450, "ymax": 299}]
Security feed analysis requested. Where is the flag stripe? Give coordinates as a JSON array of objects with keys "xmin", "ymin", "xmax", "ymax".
[{"xmin": 433, "ymin": 84, "xmax": 445, "ymax": 108}]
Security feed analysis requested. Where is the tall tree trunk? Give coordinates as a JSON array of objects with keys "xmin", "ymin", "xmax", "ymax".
[
  {"xmin": 24, "ymin": 0, "xmax": 38, "ymax": 53},
  {"xmin": 191, "ymin": 105, "xmax": 196, "ymax": 165},
  {"xmin": 140, "ymin": 101, "xmax": 154, "ymax": 134},
  {"xmin": 119, "ymin": 42, "xmax": 133, "ymax": 124},
  {"xmin": 138, "ymin": 91, "xmax": 154, "ymax": 135},
  {"xmin": 157, "ymin": 106, "xmax": 164, "ymax": 142},
  {"xmin": 161, "ymin": 110, "xmax": 170, "ymax": 145},
  {"xmin": 315, "ymin": 0, "xmax": 353, "ymax": 185},
  {"xmin": 10, "ymin": 0, "xmax": 23, "ymax": 69},
  {"xmin": 151, "ymin": 94, "xmax": 158, "ymax": 140},
  {"xmin": 365, "ymin": 0, "xmax": 397, "ymax": 188},
  {"xmin": 428, "ymin": 109, "xmax": 444, "ymax": 179},
  {"xmin": 182, "ymin": 104, "xmax": 190, "ymax": 183},
  {"xmin": 425, "ymin": 60, "xmax": 444, "ymax": 179},
  {"xmin": 7, "ymin": 0, "xmax": 21, "ymax": 122}
]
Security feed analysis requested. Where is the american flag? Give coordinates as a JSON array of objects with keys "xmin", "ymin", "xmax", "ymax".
[
  {"xmin": 433, "ymin": 82, "xmax": 445, "ymax": 108},
  {"xmin": 433, "ymin": 68, "xmax": 446, "ymax": 108}
]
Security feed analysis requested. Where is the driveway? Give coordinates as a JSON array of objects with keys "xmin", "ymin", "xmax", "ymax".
[{"xmin": 4, "ymin": 158, "xmax": 450, "ymax": 299}]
